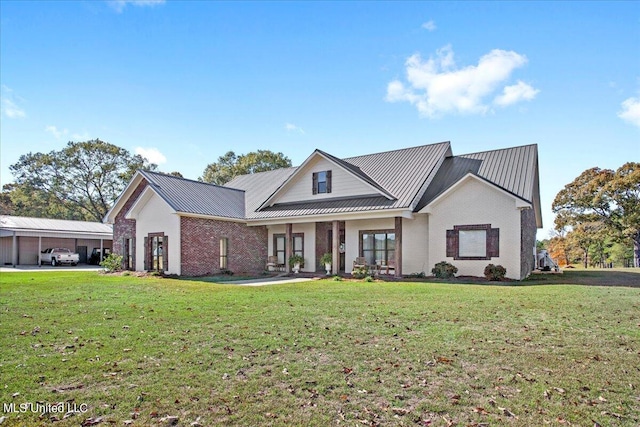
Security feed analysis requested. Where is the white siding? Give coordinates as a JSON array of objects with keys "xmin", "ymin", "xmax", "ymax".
[
  {"xmin": 427, "ymin": 177, "xmax": 522, "ymax": 279},
  {"xmin": 273, "ymin": 156, "xmax": 376, "ymax": 204},
  {"xmin": 133, "ymin": 191, "xmax": 181, "ymax": 275},
  {"xmin": 402, "ymin": 215, "xmax": 430, "ymax": 275}
]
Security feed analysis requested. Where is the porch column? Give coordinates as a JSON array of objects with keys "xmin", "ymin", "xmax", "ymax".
[
  {"xmin": 100, "ymin": 239, "xmax": 104, "ymax": 262},
  {"xmin": 394, "ymin": 217, "xmax": 403, "ymax": 278},
  {"xmin": 38, "ymin": 236, "xmax": 42, "ymax": 267},
  {"xmin": 285, "ymin": 223, "xmax": 293, "ymax": 273},
  {"xmin": 12, "ymin": 232, "xmax": 17, "ymax": 267},
  {"xmin": 332, "ymin": 220, "xmax": 340, "ymax": 275}
]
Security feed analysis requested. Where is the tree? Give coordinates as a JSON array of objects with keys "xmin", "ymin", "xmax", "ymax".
[
  {"xmin": 8, "ymin": 139, "xmax": 156, "ymax": 222},
  {"xmin": 552, "ymin": 162, "xmax": 640, "ymax": 267},
  {"xmin": 201, "ymin": 150, "xmax": 292, "ymax": 185}
]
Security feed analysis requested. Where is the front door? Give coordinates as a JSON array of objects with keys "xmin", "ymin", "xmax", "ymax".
[{"xmin": 146, "ymin": 233, "xmax": 167, "ymax": 272}]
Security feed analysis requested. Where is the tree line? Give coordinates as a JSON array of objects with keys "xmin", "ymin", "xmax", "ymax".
[
  {"xmin": 0, "ymin": 139, "xmax": 291, "ymax": 222},
  {"xmin": 549, "ymin": 162, "xmax": 640, "ymax": 268}
]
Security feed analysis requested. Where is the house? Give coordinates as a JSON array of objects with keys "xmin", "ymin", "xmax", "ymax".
[
  {"xmin": 0, "ymin": 215, "xmax": 113, "ymax": 266},
  {"xmin": 104, "ymin": 142, "xmax": 541, "ymax": 280}
]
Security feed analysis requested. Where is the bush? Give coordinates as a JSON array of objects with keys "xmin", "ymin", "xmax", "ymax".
[
  {"xmin": 407, "ymin": 272, "xmax": 426, "ymax": 279},
  {"xmin": 431, "ymin": 261, "xmax": 458, "ymax": 279},
  {"xmin": 484, "ymin": 264, "xmax": 507, "ymax": 281},
  {"xmin": 100, "ymin": 253, "xmax": 124, "ymax": 273},
  {"xmin": 364, "ymin": 276, "xmax": 374, "ymax": 282},
  {"xmin": 351, "ymin": 266, "xmax": 368, "ymax": 279},
  {"xmin": 332, "ymin": 275, "xmax": 343, "ymax": 281}
]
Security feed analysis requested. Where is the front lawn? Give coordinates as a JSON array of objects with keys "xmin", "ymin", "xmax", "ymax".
[{"xmin": 0, "ymin": 271, "xmax": 638, "ymax": 426}]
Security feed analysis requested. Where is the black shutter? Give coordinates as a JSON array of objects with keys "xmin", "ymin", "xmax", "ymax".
[
  {"xmin": 163, "ymin": 235, "xmax": 169, "ymax": 272},
  {"xmin": 446, "ymin": 229, "xmax": 457, "ymax": 258},
  {"xmin": 326, "ymin": 170, "xmax": 332, "ymax": 193},
  {"xmin": 488, "ymin": 228, "xmax": 500, "ymax": 258},
  {"xmin": 312, "ymin": 172, "xmax": 318, "ymax": 195},
  {"xmin": 143, "ymin": 236, "xmax": 149, "ymax": 270}
]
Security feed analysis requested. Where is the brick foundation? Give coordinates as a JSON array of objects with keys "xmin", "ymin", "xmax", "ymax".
[{"xmin": 180, "ymin": 216, "xmax": 268, "ymax": 276}]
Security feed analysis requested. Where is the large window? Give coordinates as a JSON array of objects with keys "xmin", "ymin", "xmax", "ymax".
[
  {"xmin": 273, "ymin": 233, "xmax": 304, "ymax": 265},
  {"xmin": 360, "ymin": 230, "xmax": 395, "ymax": 266},
  {"xmin": 312, "ymin": 170, "xmax": 332, "ymax": 194},
  {"xmin": 446, "ymin": 224, "xmax": 499, "ymax": 260}
]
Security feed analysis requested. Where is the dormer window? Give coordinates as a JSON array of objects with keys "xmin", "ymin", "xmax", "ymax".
[{"xmin": 312, "ymin": 170, "xmax": 332, "ymax": 194}]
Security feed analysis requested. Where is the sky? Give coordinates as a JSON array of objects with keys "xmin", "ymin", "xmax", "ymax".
[{"xmin": 1, "ymin": 0, "xmax": 639, "ymax": 239}]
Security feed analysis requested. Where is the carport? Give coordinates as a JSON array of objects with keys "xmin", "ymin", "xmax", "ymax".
[{"xmin": 0, "ymin": 215, "xmax": 113, "ymax": 266}]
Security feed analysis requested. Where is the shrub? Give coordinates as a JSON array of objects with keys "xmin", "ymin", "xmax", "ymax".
[
  {"xmin": 407, "ymin": 272, "xmax": 426, "ymax": 279},
  {"xmin": 364, "ymin": 276, "xmax": 374, "ymax": 282},
  {"xmin": 431, "ymin": 261, "xmax": 458, "ymax": 279},
  {"xmin": 100, "ymin": 253, "xmax": 124, "ymax": 273},
  {"xmin": 332, "ymin": 275, "xmax": 343, "ymax": 282},
  {"xmin": 351, "ymin": 266, "xmax": 368, "ymax": 279},
  {"xmin": 484, "ymin": 264, "xmax": 507, "ymax": 281}
]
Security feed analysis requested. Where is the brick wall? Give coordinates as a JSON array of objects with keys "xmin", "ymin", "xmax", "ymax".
[
  {"xmin": 112, "ymin": 179, "xmax": 148, "ymax": 257},
  {"xmin": 180, "ymin": 216, "xmax": 268, "ymax": 276},
  {"xmin": 520, "ymin": 208, "xmax": 538, "ymax": 279}
]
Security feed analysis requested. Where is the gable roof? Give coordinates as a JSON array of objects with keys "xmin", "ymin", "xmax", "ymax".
[
  {"xmin": 415, "ymin": 144, "xmax": 542, "ymax": 227},
  {"xmin": 256, "ymin": 149, "xmax": 397, "ymax": 210},
  {"xmin": 226, "ymin": 142, "xmax": 451, "ymax": 219},
  {"xmin": 138, "ymin": 171, "xmax": 246, "ymax": 219},
  {"xmin": 104, "ymin": 171, "xmax": 246, "ymax": 223}
]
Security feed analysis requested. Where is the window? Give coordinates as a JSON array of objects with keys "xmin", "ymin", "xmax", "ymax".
[
  {"xmin": 123, "ymin": 238, "xmax": 135, "ymax": 270},
  {"xmin": 273, "ymin": 233, "xmax": 304, "ymax": 265},
  {"xmin": 446, "ymin": 224, "xmax": 499, "ymax": 260},
  {"xmin": 145, "ymin": 233, "xmax": 167, "ymax": 272},
  {"xmin": 274, "ymin": 234, "xmax": 286, "ymax": 264},
  {"xmin": 360, "ymin": 230, "xmax": 395, "ymax": 266},
  {"xmin": 220, "ymin": 237, "xmax": 228, "ymax": 269},
  {"xmin": 312, "ymin": 170, "xmax": 332, "ymax": 194}
]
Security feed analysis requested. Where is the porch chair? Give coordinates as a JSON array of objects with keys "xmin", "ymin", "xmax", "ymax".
[
  {"xmin": 377, "ymin": 259, "xmax": 395, "ymax": 275},
  {"xmin": 266, "ymin": 255, "xmax": 285, "ymax": 272}
]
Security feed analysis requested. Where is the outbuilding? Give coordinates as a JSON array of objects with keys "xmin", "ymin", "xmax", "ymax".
[{"xmin": 0, "ymin": 215, "xmax": 113, "ymax": 266}]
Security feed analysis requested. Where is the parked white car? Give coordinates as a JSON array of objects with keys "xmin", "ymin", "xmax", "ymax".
[{"xmin": 40, "ymin": 248, "xmax": 80, "ymax": 266}]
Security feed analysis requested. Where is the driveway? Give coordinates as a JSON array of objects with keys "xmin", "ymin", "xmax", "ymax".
[{"xmin": 0, "ymin": 264, "xmax": 105, "ymax": 273}]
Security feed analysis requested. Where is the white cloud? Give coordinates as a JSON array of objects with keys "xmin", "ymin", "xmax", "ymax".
[
  {"xmin": 386, "ymin": 45, "xmax": 538, "ymax": 117},
  {"xmin": 285, "ymin": 123, "xmax": 305, "ymax": 134},
  {"xmin": 108, "ymin": 0, "xmax": 165, "ymax": 13},
  {"xmin": 1, "ymin": 86, "xmax": 26, "ymax": 119},
  {"xmin": 45, "ymin": 125, "xmax": 68, "ymax": 139},
  {"xmin": 494, "ymin": 80, "xmax": 540, "ymax": 106},
  {"xmin": 135, "ymin": 147, "xmax": 167, "ymax": 164},
  {"xmin": 422, "ymin": 20, "xmax": 437, "ymax": 32},
  {"xmin": 618, "ymin": 97, "xmax": 640, "ymax": 127}
]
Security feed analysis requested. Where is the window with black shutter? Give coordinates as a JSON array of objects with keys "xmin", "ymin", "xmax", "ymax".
[
  {"xmin": 312, "ymin": 170, "xmax": 332, "ymax": 194},
  {"xmin": 445, "ymin": 224, "xmax": 499, "ymax": 260}
]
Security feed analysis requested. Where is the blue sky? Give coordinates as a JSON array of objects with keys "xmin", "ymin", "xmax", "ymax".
[{"xmin": 1, "ymin": 0, "xmax": 639, "ymax": 238}]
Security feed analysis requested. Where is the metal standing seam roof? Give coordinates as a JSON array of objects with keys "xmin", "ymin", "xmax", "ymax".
[
  {"xmin": 416, "ymin": 144, "xmax": 539, "ymax": 210},
  {"xmin": 226, "ymin": 142, "xmax": 452, "ymax": 219},
  {"xmin": 0, "ymin": 215, "xmax": 113, "ymax": 234},
  {"xmin": 139, "ymin": 170, "xmax": 246, "ymax": 219}
]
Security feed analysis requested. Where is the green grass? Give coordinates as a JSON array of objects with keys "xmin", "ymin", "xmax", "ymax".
[{"xmin": 0, "ymin": 271, "xmax": 639, "ymax": 426}]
